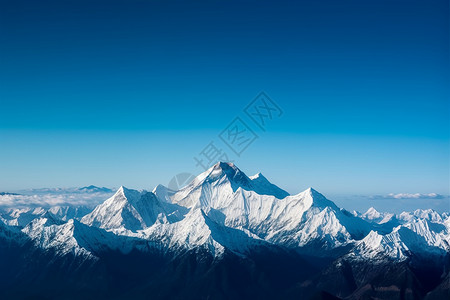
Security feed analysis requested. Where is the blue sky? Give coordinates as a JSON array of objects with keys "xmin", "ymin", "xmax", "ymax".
[{"xmin": 0, "ymin": 1, "xmax": 448, "ymax": 211}]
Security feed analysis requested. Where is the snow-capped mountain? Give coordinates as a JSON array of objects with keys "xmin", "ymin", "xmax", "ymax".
[
  {"xmin": 12, "ymin": 162, "xmax": 447, "ymax": 260},
  {"xmin": 350, "ymin": 219, "xmax": 449, "ymax": 262},
  {"xmin": 22, "ymin": 217, "xmax": 95, "ymax": 259},
  {"xmin": 361, "ymin": 207, "xmax": 383, "ymax": 222},
  {"xmin": 248, "ymin": 172, "xmax": 290, "ymax": 199},
  {"xmin": 0, "ymin": 205, "xmax": 92, "ymax": 228},
  {"xmin": 47, "ymin": 205, "xmax": 91, "ymax": 221},
  {"xmin": 398, "ymin": 208, "xmax": 445, "ymax": 223},
  {"xmin": 146, "ymin": 162, "xmax": 371, "ymax": 253},
  {"xmin": 1, "ymin": 207, "xmax": 47, "ymax": 227},
  {"xmin": 0, "ymin": 162, "xmax": 448, "ymax": 299},
  {"xmin": 81, "ymin": 186, "xmax": 187, "ymax": 233}
]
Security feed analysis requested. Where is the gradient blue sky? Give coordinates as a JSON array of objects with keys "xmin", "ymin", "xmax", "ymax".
[{"xmin": 0, "ymin": 0, "xmax": 449, "ymax": 210}]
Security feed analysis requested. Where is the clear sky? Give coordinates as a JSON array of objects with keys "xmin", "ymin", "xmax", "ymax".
[{"xmin": 0, "ymin": 0, "xmax": 449, "ymax": 211}]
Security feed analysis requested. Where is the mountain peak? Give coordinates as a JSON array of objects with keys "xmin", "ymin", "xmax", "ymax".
[
  {"xmin": 82, "ymin": 185, "xmax": 99, "ymax": 190},
  {"xmin": 171, "ymin": 162, "xmax": 290, "ymax": 207},
  {"xmin": 213, "ymin": 161, "xmax": 236, "ymax": 169},
  {"xmin": 202, "ymin": 162, "xmax": 252, "ymax": 189},
  {"xmin": 362, "ymin": 207, "xmax": 382, "ymax": 220},
  {"xmin": 152, "ymin": 184, "xmax": 175, "ymax": 203},
  {"xmin": 210, "ymin": 162, "xmax": 244, "ymax": 179},
  {"xmin": 81, "ymin": 186, "xmax": 176, "ymax": 232},
  {"xmin": 366, "ymin": 207, "xmax": 380, "ymax": 214},
  {"xmin": 152, "ymin": 184, "xmax": 172, "ymax": 195},
  {"xmin": 306, "ymin": 187, "xmax": 319, "ymax": 194},
  {"xmin": 116, "ymin": 185, "xmax": 127, "ymax": 196},
  {"xmin": 305, "ymin": 187, "xmax": 327, "ymax": 200},
  {"xmin": 112, "ymin": 186, "xmax": 143, "ymax": 204},
  {"xmin": 298, "ymin": 187, "xmax": 338, "ymax": 210},
  {"xmin": 250, "ymin": 173, "xmax": 289, "ymax": 199},
  {"xmin": 117, "ymin": 185, "xmax": 135, "ymax": 194},
  {"xmin": 78, "ymin": 185, "xmax": 113, "ymax": 193},
  {"xmin": 249, "ymin": 172, "xmax": 264, "ymax": 180},
  {"xmin": 208, "ymin": 162, "xmax": 290, "ymax": 198}
]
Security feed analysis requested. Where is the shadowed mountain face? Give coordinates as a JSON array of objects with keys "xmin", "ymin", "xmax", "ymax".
[{"xmin": 0, "ymin": 162, "xmax": 448, "ymax": 299}]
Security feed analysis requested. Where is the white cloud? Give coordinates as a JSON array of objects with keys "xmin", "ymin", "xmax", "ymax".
[
  {"xmin": 371, "ymin": 193, "xmax": 446, "ymax": 200},
  {"xmin": 0, "ymin": 188, "xmax": 115, "ymax": 208}
]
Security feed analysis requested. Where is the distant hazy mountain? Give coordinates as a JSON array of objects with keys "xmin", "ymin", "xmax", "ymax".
[
  {"xmin": 77, "ymin": 185, "xmax": 114, "ymax": 193},
  {"xmin": 0, "ymin": 192, "xmax": 20, "ymax": 196},
  {"xmin": 0, "ymin": 162, "xmax": 448, "ymax": 299}
]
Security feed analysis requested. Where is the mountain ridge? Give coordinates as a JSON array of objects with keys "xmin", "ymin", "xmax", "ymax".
[{"xmin": 0, "ymin": 161, "xmax": 448, "ymax": 299}]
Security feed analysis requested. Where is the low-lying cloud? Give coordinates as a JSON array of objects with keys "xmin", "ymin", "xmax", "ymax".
[
  {"xmin": 371, "ymin": 193, "xmax": 446, "ymax": 200},
  {"xmin": 0, "ymin": 187, "xmax": 115, "ymax": 208}
]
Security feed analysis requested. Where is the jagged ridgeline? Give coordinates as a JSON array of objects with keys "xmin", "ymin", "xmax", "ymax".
[{"xmin": 0, "ymin": 162, "xmax": 449, "ymax": 299}]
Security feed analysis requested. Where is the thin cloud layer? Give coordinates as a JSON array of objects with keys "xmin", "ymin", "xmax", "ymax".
[
  {"xmin": 0, "ymin": 187, "xmax": 115, "ymax": 208},
  {"xmin": 371, "ymin": 193, "xmax": 446, "ymax": 200}
]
